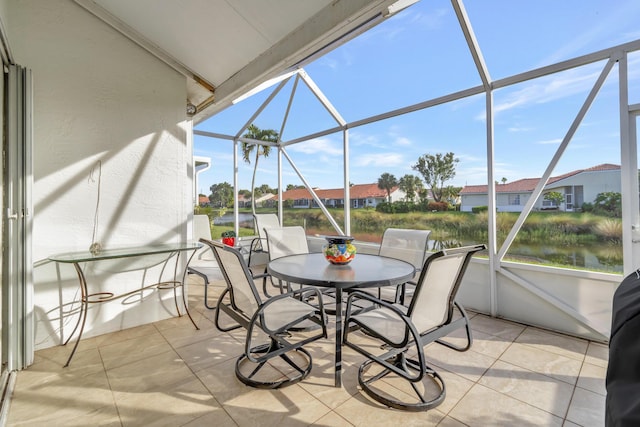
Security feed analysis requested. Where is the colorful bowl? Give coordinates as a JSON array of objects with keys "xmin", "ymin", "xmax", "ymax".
[{"xmin": 322, "ymin": 236, "xmax": 357, "ymax": 265}]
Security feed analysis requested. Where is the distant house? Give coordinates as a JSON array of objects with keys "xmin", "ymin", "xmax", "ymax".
[
  {"xmin": 255, "ymin": 193, "xmax": 276, "ymax": 207},
  {"xmin": 281, "ymin": 183, "xmax": 405, "ymax": 209},
  {"xmin": 198, "ymin": 195, "xmax": 210, "ymax": 207},
  {"xmin": 460, "ymin": 164, "xmax": 621, "ymax": 212},
  {"xmin": 237, "ymin": 192, "xmax": 276, "ymax": 208},
  {"xmin": 237, "ymin": 193, "xmax": 251, "ymax": 208}
]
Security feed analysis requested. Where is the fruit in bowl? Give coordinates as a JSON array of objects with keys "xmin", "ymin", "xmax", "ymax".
[{"xmin": 322, "ymin": 236, "xmax": 357, "ymax": 265}]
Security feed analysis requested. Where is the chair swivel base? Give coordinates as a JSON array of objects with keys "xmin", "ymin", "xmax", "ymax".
[
  {"xmin": 358, "ymin": 357, "xmax": 446, "ymax": 411},
  {"xmin": 235, "ymin": 345, "xmax": 313, "ymax": 389}
]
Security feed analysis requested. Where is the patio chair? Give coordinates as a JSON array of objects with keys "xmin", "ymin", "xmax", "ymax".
[
  {"xmin": 187, "ymin": 214, "xmax": 223, "ymax": 309},
  {"xmin": 203, "ymin": 238, "xmax": 328, "ymax": 388},
  {"xmin": 343, "ymin": 244, "xmax": 485, "ymax": 411},
  {"xmin": 247, "ymin": 213, "xmax": 280, "ymax": 268},
  {"xmin": 375, "ymin": 228, "xmax": 431, "ymax": 303},
  {"xmin": 263, "ymin": 226, "xmax": 309, "ymax": 294},
  {"xmin": 264, "ymin": 226, "xmax": 339, "ymax": 313}
]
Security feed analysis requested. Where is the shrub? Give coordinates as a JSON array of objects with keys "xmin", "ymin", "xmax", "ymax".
[
  {"xmin": 375, "ymin": 202, "xmax": 394, "ymax": 213},
  {"xmin": 593, "ymin": 192, "xmax": 621, "ymax": 217},
  {"xmin": 581, "ymin": 202, "xmax": 594, "ymax": 213},
  {"xmin": 472, "ymin": 205, "xmax": 488, "ymax": 214},
  {"xmin": 426, "ymin": 201, "xmax": 448, "ymax": 211},
  {"xmin": 593, "ymin": 218, "xmax": 622, "ymax": 241}
]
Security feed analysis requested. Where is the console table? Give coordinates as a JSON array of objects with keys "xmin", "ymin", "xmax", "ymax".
[{"xmin": 49, "ymin": 242, "xmax": 201, "ymax": 367}]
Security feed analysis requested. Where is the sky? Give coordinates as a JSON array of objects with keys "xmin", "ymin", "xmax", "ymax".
[{"xmin": 193, "ymin": 0, "xmax": 640, "ymax": 196}]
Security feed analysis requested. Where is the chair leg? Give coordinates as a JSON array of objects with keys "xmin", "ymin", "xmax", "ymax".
[
  {"xmin": 214, "ymin": 288, "xmax": 243, "ymax": 332},
  {"xmin": 235, "ymin": 338, "xmax": 313, "ymax": 389},
  {"xmin": 357, "ymin": 352, "xmax": 446, "ymax": 411},
  {"xmin": 435, "ymin": 302, "xmax": 473, "ymax": 352}
]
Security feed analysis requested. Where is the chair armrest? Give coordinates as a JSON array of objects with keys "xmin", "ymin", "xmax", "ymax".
[
  {"xmin": 249, "ymin": 287, "xmax": 326, "ymax": 336},
  {"xmin": 343, "ymin": 290, "xmax": 427, "ymax": 381}
]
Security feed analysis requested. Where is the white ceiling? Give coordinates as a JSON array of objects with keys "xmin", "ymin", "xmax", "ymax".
[{"xmin": 74, "ymin": 0, "xmax": 407, "ymax": 123}]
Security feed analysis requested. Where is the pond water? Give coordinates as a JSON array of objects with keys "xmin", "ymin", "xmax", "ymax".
[
  {"xmin": 430, "ymin": 239, "xmax": 622, "ymax": 273},
  {"xmin": 213, "ymin": 213, "xmax": 623, "ymax": 273},
  {"xmin": 488, "ymin": 241, "xmax": 620, "ymax": 273},
  {"xmin": 213, "ymin": 212, "xmax": 254, "ymax": 226}
]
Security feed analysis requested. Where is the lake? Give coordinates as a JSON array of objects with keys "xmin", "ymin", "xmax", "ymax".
[{"xmin": 213, "ymin": 213, "xmax": 623, "ymax": 273}]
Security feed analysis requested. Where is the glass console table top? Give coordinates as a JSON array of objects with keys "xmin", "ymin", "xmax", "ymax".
[{"xmin": 48, "ymin": 242, "xmax": 202, "ymax": 263}]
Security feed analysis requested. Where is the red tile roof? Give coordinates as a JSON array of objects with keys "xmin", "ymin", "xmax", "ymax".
[
  {"xmin": 460, "ymin": 164, "xmax": 620, "ymax": 194},
  {"xmin": 281, "ymin": 183, "xmax": 396, "ymax": 200}
]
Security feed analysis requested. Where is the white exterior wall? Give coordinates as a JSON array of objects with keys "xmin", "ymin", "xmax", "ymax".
[
  {"xmin": 389, "ymin": 189, "xmax": 406, "ymax": 203},
  {"xmin": 6, "ymin": 0, "xmax": 192, "ymax": 350},
  {"xmin": 460, "ymin": 194, "xmax": 488, "ymax": 212},
  {"xmin": 536, "ymin": 170, "xmax": 621, "ymax": 210},
  {"xmin": 458, "ymin": 259, "xmax": 617, "ymax": 342}
]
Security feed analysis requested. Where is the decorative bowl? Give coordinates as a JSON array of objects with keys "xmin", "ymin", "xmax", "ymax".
[{"xmin": 322, "ymin": 235, "xmax": 357, "ymax": 265}]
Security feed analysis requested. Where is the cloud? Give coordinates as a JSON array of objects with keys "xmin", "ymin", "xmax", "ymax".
[
  {"xmin": 287, "ymin": 138, "xmax": 342, "ymax": 156},
  {"xmin": 394, "ymin": 136, "xmax": 412, "ymax": 146},
  {"xmin": 537, "ymin": 138, "xmax": 562, "ymax": 145},
  {"xmin": 508, "ymin": 126, "xmax": 534, "ymax": 132},
  {"xmin": 354, "ymin": 153, "xmax": 404, "ymax": 167},
  {"xmin": 474, "ymin": 64, "xmax": 605, "ymax": 121}
]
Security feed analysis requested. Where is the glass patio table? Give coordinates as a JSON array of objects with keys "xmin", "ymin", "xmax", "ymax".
[
  {"xmin": 267, "ymin": 252, "xmax": 415, "ymax": 387},
  {"xmin": 49, "ymin": 242, "xmax": 202, "ymax": 367}
]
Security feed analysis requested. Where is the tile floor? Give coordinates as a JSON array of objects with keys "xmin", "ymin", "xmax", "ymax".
[{"xmin": 6, "ymin": 271, "xmax": 608, "ymax": 426}]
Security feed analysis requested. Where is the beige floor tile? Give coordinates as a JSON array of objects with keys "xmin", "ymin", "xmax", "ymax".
[
  {"xmin": 98, "ymin": 330, "xmax": 174, "ymax": 370},
  {"xmin": 9, "ymin": 303, "xmax": 609, "ymax": 426},
  {"xmin": 577, "ymin": 362, "xmax": 607, "ymax": 395},
  {"xmin": 449, "ymin": 383, "xmax": 564, "ymax": 426},
  {"xmin": 113, "ymin": 378, "xmax": 222, "ymax": 427},
  {"xmin": 311, "ymin": 411, "xmax": 354, "ymax": 426},
  {"xmin": 427, "ymin": 345, "xmax": 496, "ymax": 383},
  {"xmin": 499, "ymin": 342, "xmax": 582, "ymax": 385},
  {"xmin": 181, "ymin": 408, "xmax": 238, "ymax": 427},
  {"xmin": 446, "ymin": 327, "xmax": 512, "ymax": 359},
  {"xmin": 437, "ymin": 416, "xmax": 470, "ymax": 427},
  {"xmin": 7, "ymin": 370, "xmax": 116, "ymax": 426},
  {"xmin": 157, "ymin": 315, "xmax": 221, "ymax": 350},
  {"xmin": 334, "ymin": 393, "xmax": 445, "ymax": 426},
  {"xmin": 93, "ymin": 322, "xmax": 159, "ymax": 347},
  {"xmin": 222, "ymin": 383, "xmax": 332, "ymax": 427},
  {"xmin": 298, "ymin": 355, "xmax": 361, "ymax": 409},
  {"xmin": 106, "ymin": 350, "xmax": 195, "ymax": 393},
  {"xmin": 566, "ymin": 386, "xmax": 606, "ymax": 426},
  {"xmin": 8, "ymin": 404, "xmax": 122, "ymax": 427},
  {"xmin": 516, "ymin": 327, "xmax": 589, "ymax": 361},
  {"xmin": 174, "ymin": 331, "xmax": 243, "ymax": 372},
  {"xmin": 479, "ymin": 359, "xmax": 573, "ymax": 417},
  {"xmin": 31, "ymin": 344, "xmax": 104, "ymax": 374},
  {"xmin": 585, "ymin": 341, "xmax": 609, "ymax": 368},
  {"xmin": 425, "ymin": 368, "xmax": 475, "ymax": 414},
  {"xmin": 468, "ymin": 314, "xmax": 525, "ymax": 341}
]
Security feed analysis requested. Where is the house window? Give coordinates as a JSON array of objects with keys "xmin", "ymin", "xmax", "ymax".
[
  {"xmin": 294, "ymin": 199, "xmax": 309, "ymax": 207},
  {"xmin": 508, "ymin": 194, "xmax": 520, "ymax": 205}
]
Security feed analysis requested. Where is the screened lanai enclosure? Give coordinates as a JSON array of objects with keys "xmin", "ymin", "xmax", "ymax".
[
  {"xmin": 2, "ymin": 2, "xmax": 640, "ymax": 418},
  {"xmin": 194, "ymin": 1, "xmax": 640, "ymax": 343}
]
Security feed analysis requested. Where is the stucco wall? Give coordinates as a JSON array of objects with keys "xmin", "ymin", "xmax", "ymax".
[
  {"xmin": 542, "ymin": 170, "xmax": 621, "ymax": 210},
  {"xmin": 5, "ymin": 0, "xmax": 192, "ymax": 351}
]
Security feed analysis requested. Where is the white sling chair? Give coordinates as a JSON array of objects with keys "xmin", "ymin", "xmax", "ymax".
[
  {"xmin": 203, "ymin": 238, "xmax": 327, "ymax": 388},
  {"xmin": 343, "ymin": 244, "xmax": 485, "ymax": 411},
  {"xmin": 376, "ymin": 228, "xmax": 431, "ymax": 303},
  {"xmin": 186, "ymin": 214, "xmax": 223, "ymax": 309},
  {"xmin": 247, "ymin": 213, "xmax": 280, "ymax": 268}
]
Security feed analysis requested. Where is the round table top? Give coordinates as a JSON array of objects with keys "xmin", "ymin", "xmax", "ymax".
[{"xmin": 267, "ymin": 252, "xmax": 415, "ymax": 290}]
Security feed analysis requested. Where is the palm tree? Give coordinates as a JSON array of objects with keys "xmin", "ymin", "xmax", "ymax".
[
  {"xmin": 398, "ymin": 174, "xmax": 423, "ymax": 203},
  {"xmin": 241, "ymin": 124, "xmax": 279, "ymax": 214},
  {"xmin": 377, "ymin": 172, "xmax": 398, "ymax": 203}
]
